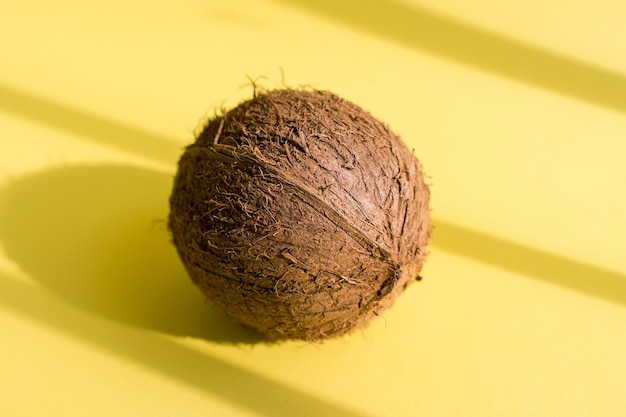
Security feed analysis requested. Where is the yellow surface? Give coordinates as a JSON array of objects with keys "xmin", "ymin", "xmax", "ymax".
[{"xmin": 1, "ymin": 0, "xmax": 625, "ymax": 416}]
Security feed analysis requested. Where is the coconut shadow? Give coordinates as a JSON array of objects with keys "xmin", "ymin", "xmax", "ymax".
[
  {"xmin": 0, "ymin": 274, "xmax": 371, "ymax": 417},
  {"xmin": 269, "ymin": 0, "xmax": 626, "ymax": 115},
  {"xmin": 0, "ymin": 164, "xmax": 266, "ymax": 344}
]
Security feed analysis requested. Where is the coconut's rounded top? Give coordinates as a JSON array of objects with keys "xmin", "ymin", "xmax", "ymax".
[{"xmin": 192, "ymin": 88, "xmax": 430, "ymax": 266}]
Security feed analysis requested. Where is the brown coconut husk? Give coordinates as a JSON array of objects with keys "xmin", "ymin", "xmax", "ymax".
[{"xmin": 168, "ymin": 88, "xmax": 430, "ymax": 341}]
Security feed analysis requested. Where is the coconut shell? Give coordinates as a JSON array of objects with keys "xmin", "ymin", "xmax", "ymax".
[{"xmin": 168, "ymin": 89, "xmax": 430, "ymax": 341}]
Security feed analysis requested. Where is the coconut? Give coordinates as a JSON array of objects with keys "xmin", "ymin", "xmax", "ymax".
[{"xmin": 168, "ymin": 88, "xmax": 430, "ymax": 341}]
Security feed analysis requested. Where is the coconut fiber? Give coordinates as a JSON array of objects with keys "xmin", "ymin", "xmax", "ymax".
[{"xmin": 168, "ymin": 88, "xmax": 431, "ymax": 341}]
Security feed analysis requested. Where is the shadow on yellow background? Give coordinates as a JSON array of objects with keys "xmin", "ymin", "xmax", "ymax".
[
  {"xmin": 271, "ymin": 0, "xmax": 626, "ymax": 114},
  {"xmin": 0, "ymin": 274, "xmax": 369, "ymax": 417},
  {"xmin": 0, "ymin": 164, "xmax": 263, "ymax": 343},
  {"xmin": 0, "ymin": 82, "xmax": 182, "ymax": 166},
  {"xmin": 433, "ymin": 221, "xmax": 626, "ymax": 306},
  {"xmin": 0, "ymin": 165, "xmax": 378, "ymax": 417}
]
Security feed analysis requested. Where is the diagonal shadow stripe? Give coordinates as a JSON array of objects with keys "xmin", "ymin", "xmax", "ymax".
[
  {"xmin": 433, "ymin": 220, "xmax": 626, "ymax": 306},
  {"xmin": 270, "ymin": 0, "xmax": 626, "ymax": 114},
  {"xmin": 0, "ymin": 274, "xmax": 374, "ymax": 417},
  {"xmin": 0, "ymin": 82, "xmax": 184, "ymax": 166}
]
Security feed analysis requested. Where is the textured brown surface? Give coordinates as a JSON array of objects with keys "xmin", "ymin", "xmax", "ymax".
[{"xmin": 169, "ymin": 89, "xmax": 430, "ymax": 340}]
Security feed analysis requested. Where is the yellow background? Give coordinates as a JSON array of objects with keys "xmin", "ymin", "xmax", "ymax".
[{"xmin": 1, "ymin": 0, "xmax": 625, "ymax": 416}]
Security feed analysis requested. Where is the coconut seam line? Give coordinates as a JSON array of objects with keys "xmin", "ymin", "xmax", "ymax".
[{"xmin": 168, "ymin": 88, "xmax": 431, "ymax": 341}]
